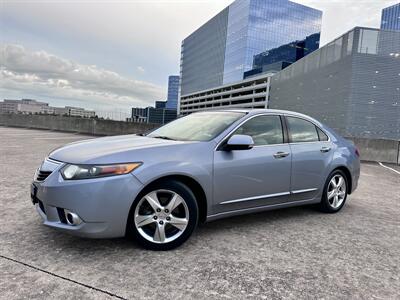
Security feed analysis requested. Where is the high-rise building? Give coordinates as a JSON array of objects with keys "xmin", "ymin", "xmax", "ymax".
[
  {"xmin": 179, "ymin": 0, "xmax": 322, "ymax": 98},
  {"xmin": 269, "ymin": 27, "xmax": 400, "ymax": 140},
  {"xmin": 165, "ymin": 75, "xmax": 180, "ymax": 109},
  {"xmin": 381, "ymin": 3, "xmax": 400, "ymax": 31}
]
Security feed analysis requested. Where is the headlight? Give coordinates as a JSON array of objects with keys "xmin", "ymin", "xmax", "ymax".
[{"xmin": 61, "ymin": 163, "xmax": 142, "ymax": 180}]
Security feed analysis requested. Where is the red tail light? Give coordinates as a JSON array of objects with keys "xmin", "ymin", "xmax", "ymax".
[{"xmin": 355, "ymin": 147, "xmax": 360, "ymax": 157}]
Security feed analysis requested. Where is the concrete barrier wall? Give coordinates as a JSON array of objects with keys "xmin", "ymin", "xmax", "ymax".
[
  {"xmin": 347, "ymin": 137, "xmax": 399, "ymax": 165},
  {"xmin": 0, "ymin": 113, "xmax": 157, "ymax": 136},
  {"xmin": 1, "ymin": 113, "xmax": 399, "ymax": 164}
]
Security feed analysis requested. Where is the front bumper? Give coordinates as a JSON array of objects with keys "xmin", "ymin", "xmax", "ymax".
[{"xmin": 31, "ymin": 165, "xmax": 144, "ymax": 238}]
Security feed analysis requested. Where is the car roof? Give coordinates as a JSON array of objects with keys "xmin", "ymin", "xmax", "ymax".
[{"xmin": 203, "ymin": 108, "xmax": 318, "ymax": 120}]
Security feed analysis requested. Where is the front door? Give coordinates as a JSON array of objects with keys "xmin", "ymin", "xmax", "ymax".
[{"xmin": 213, "ymin": 115, "xmax": 291, "ymax": 213}]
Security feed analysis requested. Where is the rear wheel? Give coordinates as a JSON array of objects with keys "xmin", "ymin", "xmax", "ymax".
[
  {"xmin": 127, "ymin": 180, "xmax": 198, "ymax": 250},
  {"xmin": 319, "ymin": 170, "xmax": 348, "ymax": 213}
]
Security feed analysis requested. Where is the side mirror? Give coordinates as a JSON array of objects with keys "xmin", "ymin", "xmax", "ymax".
[{"xmin": 223, "ymin": 134, "xmax": 254, "ymax": 151}]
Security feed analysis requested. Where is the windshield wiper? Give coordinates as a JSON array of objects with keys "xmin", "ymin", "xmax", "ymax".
[{"xmin": 151, "ymin": 135, "xmax": 175, "ymax": 141}]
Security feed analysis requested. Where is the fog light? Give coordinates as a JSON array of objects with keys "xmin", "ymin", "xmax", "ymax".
[{"xmin": 64, "ymin": 209, "xmax": 82, "ymax": 226}]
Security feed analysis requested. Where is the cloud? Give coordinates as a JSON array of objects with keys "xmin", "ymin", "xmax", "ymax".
[
  {"xmin": 1, "ymin": 0, "xmax": 234, "ymax": 85},
  {"xmin": 294, "ymin": 0, "xmax": 398, "ymax": 45},
  {"xmin": 137, "ymin": 66, "xmax": 145, "ymax": 73},
  {"xmin": 0, "ymin": 44, "xmax": 165, "ymax": 111}
]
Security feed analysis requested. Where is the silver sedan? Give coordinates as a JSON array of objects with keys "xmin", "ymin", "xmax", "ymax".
[{"xmin": 31, "ymin": 109, "xmax": 360, "ymax": 250}]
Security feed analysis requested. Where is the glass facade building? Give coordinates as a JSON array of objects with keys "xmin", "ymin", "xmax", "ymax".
[
  {"xmin": 166, "ymin": 75, "xmax": 180, "ymax": 109},
  {"xmin": 381, "ymin": 3, "xmax": 400, "ymax": 31},
  {"xmin": 244, "ymin": 32, "xmax": 320, "ymax": 78},
  {"xmin": 131, "ymin": 106, "xmax": 177, "ymax": 125},
  {"xmin": 180, "ymin": 0, "xmax": 322, "ymax": 96},
  {"xmin": 269, "ymin": 27, "xmax": 400, "ymax": 140}
]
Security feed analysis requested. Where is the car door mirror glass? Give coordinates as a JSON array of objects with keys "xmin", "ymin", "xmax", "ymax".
[{"xmin": 224, "ymin": 134, "xmax": 254, "ymax": 151}]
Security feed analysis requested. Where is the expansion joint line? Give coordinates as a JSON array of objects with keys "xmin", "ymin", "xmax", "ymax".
[{"xmin": 0, "ymin": 254, "xmax": 128, "ymax": 300}]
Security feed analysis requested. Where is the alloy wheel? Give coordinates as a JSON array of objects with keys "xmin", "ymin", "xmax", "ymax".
[
  {"xmin": 134, "ymin": 189, "xmax": 189, "ymax": 244},
  {"xmin": 327, "ymin": 174, "xmax": 346, "ymax": 209}
]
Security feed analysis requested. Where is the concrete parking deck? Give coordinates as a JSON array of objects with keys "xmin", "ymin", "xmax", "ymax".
[{"xmin": 0, "ymin": 127, "xmax": 399, "ymax": 299}]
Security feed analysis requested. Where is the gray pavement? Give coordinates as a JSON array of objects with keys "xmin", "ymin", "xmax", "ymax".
[{"xmin": 0, "ymin": 126, "xmax": 399, "ymax": 300}]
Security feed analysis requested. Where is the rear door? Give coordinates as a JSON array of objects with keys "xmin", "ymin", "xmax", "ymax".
[{"xmin": 285, "ymin": 115, "xmax": 333, "ymax": 201}]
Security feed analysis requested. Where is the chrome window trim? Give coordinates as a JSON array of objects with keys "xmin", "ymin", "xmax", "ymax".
[
  {"xmin": 284, "ymin": 114, "xmax": 332, "ymax": 143},
  {"xmin": 214, "ymin": 113, "xmax": 285, "ymax": 151},
  {"xmin": 214, "ymin": 113, "xmax": 332, "ymax": 151}
]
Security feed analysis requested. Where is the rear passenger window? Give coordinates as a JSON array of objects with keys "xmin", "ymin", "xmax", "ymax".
[
  {"xmin": 234, "ymin": 115, "xmax": 283, "ymax": 146},
  {"xmin": 287, "ymin": 117, "xmax": 319, "ymax": 143},
  {"xmin": 317, "ymin": 127, "xmax": 329, "ymax": 141}
]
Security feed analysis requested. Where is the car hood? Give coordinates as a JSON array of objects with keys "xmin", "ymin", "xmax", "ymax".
[{"xmin": 49, "ymin": 134, "xmax": 186, "ymax": 164}]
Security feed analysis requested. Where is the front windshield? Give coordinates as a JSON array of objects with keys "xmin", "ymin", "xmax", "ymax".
[{"xmin": 147, "ymin": 111, "xmax": 245, "ymax": 141}]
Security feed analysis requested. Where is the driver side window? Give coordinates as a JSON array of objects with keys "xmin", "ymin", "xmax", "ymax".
[{"xmin": 233, "ymin": 115, "xmax": 283, "ymax": 146}]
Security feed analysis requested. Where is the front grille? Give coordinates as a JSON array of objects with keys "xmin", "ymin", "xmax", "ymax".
[{"xmin": 36, "ymin": 170, "xmax": 52, "ymax": 182}]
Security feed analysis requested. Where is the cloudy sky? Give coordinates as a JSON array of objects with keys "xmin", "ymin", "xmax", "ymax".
[{"xmin": 0, "ymin": 0, "xmax": 398, "ymax": 115}]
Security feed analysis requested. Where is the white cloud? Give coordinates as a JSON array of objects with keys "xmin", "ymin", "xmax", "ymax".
[
  {"xmin": 137, "ymin": 66, "xmax": 145, "ymax": 73},
  {"xmin": 1, "ymin": 0, "xmax": 397, "ymax": 115},
  {"xmin": 0, "ymin": 44, "xmax": 165, "ymax": 111},
  {"xmin": 294, "ymin": 0, "xmax": 398, "ymax": 45}
]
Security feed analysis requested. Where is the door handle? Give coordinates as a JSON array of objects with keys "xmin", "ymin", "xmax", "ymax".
[
  {"xmin": 320, "ymin": 146, "xmax": 331, "ymax": 153},
  {"xmin": 273, "ymin": 151, "xmax": 290, "ymax": 159}
]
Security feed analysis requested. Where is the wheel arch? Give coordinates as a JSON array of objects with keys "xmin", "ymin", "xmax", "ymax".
[
  {"xmin": 133, "ymin": 174, "xmax": 208, "ymax": 224},
  {"xmin": 331, "ymin": 165, "xmax": 353, "ymax": 194}
]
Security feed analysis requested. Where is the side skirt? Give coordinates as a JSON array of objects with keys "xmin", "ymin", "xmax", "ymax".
[{"xmin": 205, "ymin": 198, "xmax": 320, "ymax": 222}]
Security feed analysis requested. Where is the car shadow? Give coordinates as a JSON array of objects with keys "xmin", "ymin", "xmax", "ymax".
[
  {"xmin": 40, "ymin": 204, "xmax": 323, "ymax": 253},
  {"xmin": 198, "ymin": 204, "xmax": 321, "ymax": 232}
]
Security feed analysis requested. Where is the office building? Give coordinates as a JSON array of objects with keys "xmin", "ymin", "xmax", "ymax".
[
  {"xmin": 269, "ymin": 27, "xmax": 400, "ymax": 140},
  {"xmin": 131, "ymin": 107, "xmax": 149, "ymax": 123},
  {"xmin": 155, "ymin": 101, "xmax": 167, "ymax": 109},
  {"xmin": 64, "ymin": 106, "xmax": 96, "ymax": 118},
  {"xmin": 165, "ymin": 75, "xmax": 180, "ymax": 109},
  {"xmin": 0, "ymin": 99, "xmax": 96, "ymax": 118},
  {"xmin": 179, "ymin": 0, "xmax": 322, "ymax": 98},
  {"xmin": 381, "ymin": 3, "xmax": 400, "ymax": 31},
  {"xmin": 131, "ymin": 79, "xmax": 178, "ymax": 124},
  {"xmin": 147, "ymin": 107, "xmax": 177, "ymax": 124},
  {"xmin": 180, "ymin": 73, "xmax": 273, "ymax": 115},
  {"xmin": 0, "ymin": 99, "xmax": 48, "ymax": 114},
  {"xmin": 244, "ymin": 33, "xmax": 320, "ymax": 78},
  {"xmin": 131, "ymin": 106, "xmax": 177, "ymax": 125}
]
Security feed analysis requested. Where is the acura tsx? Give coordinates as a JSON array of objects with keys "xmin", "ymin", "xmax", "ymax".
[{"xmin": 31, "ymin": 109, "xmax": 360, "ymax": 250}]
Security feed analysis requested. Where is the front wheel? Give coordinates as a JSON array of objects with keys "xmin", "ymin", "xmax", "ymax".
[
  {"xmin": 319, "ymin": 170, "xmax": 348, "ymax": 213},
  {"xmin": 127, "ymin": 180, "xmax": 198, "ymax": 250}
]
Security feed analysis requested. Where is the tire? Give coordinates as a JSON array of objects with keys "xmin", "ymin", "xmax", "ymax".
[
  {"xmin": 319, "ymin": 170, "xmax": 348, "ymax": 213},
  {"xmin": 127, "ymin": 180, "xmax": 198, "ymax": 250}
]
